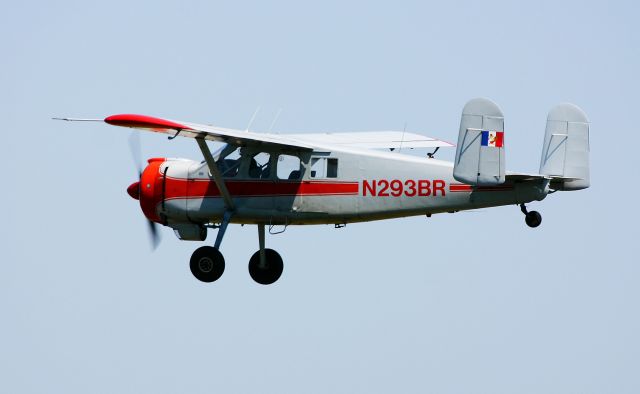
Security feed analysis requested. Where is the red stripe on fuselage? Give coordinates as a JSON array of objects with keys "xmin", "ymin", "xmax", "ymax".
[
  {"xmin": 164, "ymin": 178, "xmax": 359, "ymax": 199},
  {"xmin": 449, "ymin": 184, "xmax": 473, "ymax": 192}
]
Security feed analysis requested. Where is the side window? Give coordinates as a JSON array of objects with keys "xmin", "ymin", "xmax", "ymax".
[
  {"xmin": 327, "ymin": 158, "xmax": 338, "ymax": 178},
  {"xmin": 310, "ymin": 157, "xmax": 325, "ymax": 178},
  {"xmin": 310, "ymin": 157, "xmax": 338, "ymax": 178},
  {"xmin": 277, "ymin": 154, "xmax": 302, "ymax": 180},
  {"xmin": 248, "ymin": 152, "xmax": 271, "ymax": 179}
]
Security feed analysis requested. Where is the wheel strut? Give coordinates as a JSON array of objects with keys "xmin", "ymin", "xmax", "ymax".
[
  {"xmin": 258, "ymin": 223, "xmax": 266, "ymax": 269},
  {"xmin": 214, "ymin": 210, "xmax": 233, "ymax": 249}
]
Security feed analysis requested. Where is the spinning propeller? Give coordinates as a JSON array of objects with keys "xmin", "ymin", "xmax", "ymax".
[{"xmin": 127, "ymin": 132, "xmax": 161, "ymax": 250}]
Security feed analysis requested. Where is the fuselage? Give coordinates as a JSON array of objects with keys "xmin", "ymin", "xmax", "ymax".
[{"xmin": 130, "ymin": 144, "xmax": 549, "ymax": 231}]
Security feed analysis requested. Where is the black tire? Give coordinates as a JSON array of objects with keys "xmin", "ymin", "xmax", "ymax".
[
  {"xmin": 190, "ymin": 246, "xmax": 225, "ymax": 283},
  {"xmin": 525, "ymin": 211, "xmax": 542, "ymax": 228},
  {"xmin": 248, "ymin": 249, "xmax": 284, "ymax": 285}
]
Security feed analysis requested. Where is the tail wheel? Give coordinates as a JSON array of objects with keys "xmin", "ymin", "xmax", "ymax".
[
  {"xmin": 248, "ymin": 249, "xmax": 283, "ymax": 285},
  {"xmin": 525, "ymin": 211, "xmax": 542, "ymax": 228},
  {"xmin": 190, "ymin": 246, "xmax": 225, "ymax": 283}
]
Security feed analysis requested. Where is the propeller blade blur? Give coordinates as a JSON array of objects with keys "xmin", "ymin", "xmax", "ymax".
[
  {"xmin": 148, "ymin": 220, "xmax": 161, "ymax": 250},
  {"xmin": 128, "ymin": 132, "xmax": 161, "ymax": 250},
  {"xmin": 128, "ymin": 132, "xmax": 142, "ymax": 177}
]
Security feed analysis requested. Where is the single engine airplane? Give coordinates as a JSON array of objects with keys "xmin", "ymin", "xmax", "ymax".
[{"xmin": 56, "ymin": 98, "xmax": 590, "ymax": 285}]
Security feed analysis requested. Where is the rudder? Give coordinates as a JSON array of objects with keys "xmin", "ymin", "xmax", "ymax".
[
  {"xmin": 539, "ymin": 103, "xmax": 590, "ymax": 190},
  {"xmin": 453, "ymin": 98, "xmax": 506, "ymax": 186}
]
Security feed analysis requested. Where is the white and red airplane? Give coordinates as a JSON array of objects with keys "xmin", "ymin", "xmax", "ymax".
[{"xmin": 57, "ymin": 98, "xmax": 590, "ymax": 285}]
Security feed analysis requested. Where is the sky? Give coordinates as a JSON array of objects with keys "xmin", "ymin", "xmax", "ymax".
[{"xmin": 2, "ymin": 0, "xmax": 639, "ymax": 393}]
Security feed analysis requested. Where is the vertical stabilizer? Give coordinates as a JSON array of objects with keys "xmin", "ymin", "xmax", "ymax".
[
  {"xmin": 539, "ymin": 104, "xmax": 590, "ymax": 190},
  {"xmin": 453, "ymin": 98, "xmax": 506, "ymax": 186}
]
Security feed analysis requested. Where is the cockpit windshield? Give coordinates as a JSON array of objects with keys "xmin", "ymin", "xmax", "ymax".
[{"xmin": 215, "ymin": 146, "xmax": 241, "ymax": 178}]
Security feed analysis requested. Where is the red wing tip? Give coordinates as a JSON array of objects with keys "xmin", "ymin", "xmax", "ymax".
[{"xmin": 104, "ymin": 114, "xmax": 192, "ymax": 131}]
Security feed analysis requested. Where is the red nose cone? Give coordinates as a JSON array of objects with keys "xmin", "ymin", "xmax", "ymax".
[{"xmin": 127, "ymin": 182, "xmax": 140, "ymax": 200}]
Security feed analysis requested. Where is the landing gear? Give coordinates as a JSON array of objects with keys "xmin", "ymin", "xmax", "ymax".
[
  {"xmin": 187, "ymin": 217, "xmax": 284, "ymax": 284},
  {"xmin": 248, "ymin": 224, "xmax": 284, "ymax": 285},
  {"xmin": 189, "ymin": 211, "xmax": 232, "ymax": 282},
  {"xmin": 249, "ymin": 249, "xmax": 284, "ymax": 285},
  {"xmin": 525, "ymin": 211, "xmax": 542, "ymax": 228},
  {"xmin": 190, "ymin": 246, "xmax": 225, "ymax": 282},
  {"xmin": 520, "ymin": 203, "xmax": 542, "ymax": 228}
]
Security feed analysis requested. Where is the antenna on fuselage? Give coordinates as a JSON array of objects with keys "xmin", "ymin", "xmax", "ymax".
[
  {"xmin": 398, "ymin": 122, "xmax": 407, "ymax": 152},
  {"xmin": 268, "ymin": 107, "xmax": 283, "ymax": 133},
  {"xmin": 246, "ymin": 105, "xmax": 261, "ymax": 132}
]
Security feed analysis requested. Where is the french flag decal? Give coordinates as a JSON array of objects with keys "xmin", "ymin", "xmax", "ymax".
[{"xmin": 481, "ymin": 130, "xmax": 504, "ymax": 148}]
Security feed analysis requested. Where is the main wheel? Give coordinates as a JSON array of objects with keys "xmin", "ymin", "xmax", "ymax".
[
  {"xmin": 248, "ymin": 249, "xmax": 283, "ymax": 285},
  {"xmin": 190, "ymin": 246, "xmax": 225, "ymax": 283},
  {"xmin": 525, "ymin": 211, "xmax": 542, "ymax": 228}
]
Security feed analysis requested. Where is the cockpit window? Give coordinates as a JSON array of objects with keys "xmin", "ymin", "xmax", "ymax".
[
  {"xmin": 216, "ymin": 146, "xmax": 241, "ymax": 178},
  {"xmin": 277, "ymin": 154, "xmax": 302, "ymax": 180},
  {"xmin": 248, "ymin": 152, "xmax": 271, "ymax": 179}
]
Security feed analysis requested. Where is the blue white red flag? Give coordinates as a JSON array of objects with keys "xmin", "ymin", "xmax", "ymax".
[{"xmin": 481, "ymin": 130, "xmax": 504, "ymax": 147}]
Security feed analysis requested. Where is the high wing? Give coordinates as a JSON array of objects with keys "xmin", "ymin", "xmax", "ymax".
[
  {"xmin": 56, "ymin": 113, "xmax": 454, "ymax": 151},
  {"xmin": 101, "ymin": 114, "xmax": 314, "ymax": 151},
  {"xmin": 283, "ymin": 131, "xmax": 454, "ymax": 150}
]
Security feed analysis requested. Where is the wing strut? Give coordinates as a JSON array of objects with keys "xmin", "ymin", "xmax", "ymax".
[{"xmin": 195, "ymin": 138, "xmax": 235, "ymax": 211}]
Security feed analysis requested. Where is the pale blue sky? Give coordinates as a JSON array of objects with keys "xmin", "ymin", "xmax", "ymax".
[{"xmin": 2, "ymin": 1, "xmax": 639, "ymax": 393}]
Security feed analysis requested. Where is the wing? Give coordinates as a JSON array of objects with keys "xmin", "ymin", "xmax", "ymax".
[
  {"xmin": 102, "ymin": 114, "xmax": 314, "ymax": 151},
  {"xmin": 57, "ymin": 114, "xmax": 453, "ymax": 151},
  {"xmin": 284, "ymin": 131, "xmax": 455, "ymax": 150}
]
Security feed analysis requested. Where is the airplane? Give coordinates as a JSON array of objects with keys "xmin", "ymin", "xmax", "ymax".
[{"xmin": 56, "ymin": 98, "xmax": 590, "ymax": 285}]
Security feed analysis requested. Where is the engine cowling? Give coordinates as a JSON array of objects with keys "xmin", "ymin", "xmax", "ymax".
[
  {"xmin": 127, "ymin": 158, "xmax": 225, "ymax": 231},
  {"xmin": 126, "ymin": 158, "xmax": 166, "ymax": 224}
]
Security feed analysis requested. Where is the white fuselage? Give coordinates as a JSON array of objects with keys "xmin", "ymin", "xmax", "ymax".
[{"xmin": 148, "ymin": 145, "xmax": 548, "ymax": 227}]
